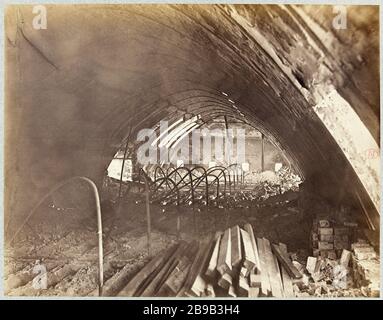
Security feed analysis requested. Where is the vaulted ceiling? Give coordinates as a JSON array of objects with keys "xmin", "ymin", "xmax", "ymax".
[{"xmin": 5, "ymin": 4, "xmax": 380, "ymax": 233}]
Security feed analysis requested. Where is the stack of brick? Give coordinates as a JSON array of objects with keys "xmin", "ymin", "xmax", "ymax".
[
  {"xmin": 311, "ymin": 218, "xmax": 351, "ymax": 259},
  {"xmin": 310, "ymin": 215, "xmax": 355, "ymax": 259},
  {"xmin": 351, "ymin": 240, "xmax": 380, "ymax": 297}
]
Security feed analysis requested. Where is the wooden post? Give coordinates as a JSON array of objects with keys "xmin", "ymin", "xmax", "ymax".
[
  {"xmin": 217, "ymin": 228, "xmax": 232, "ymax": 275},
  {"xmin": 231, "ymin": 226, "xmax": 242, "ymax": 270}
]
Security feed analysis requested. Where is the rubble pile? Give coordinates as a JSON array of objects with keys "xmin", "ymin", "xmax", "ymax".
[
  {"xmin": 294, "ymin": 241, "xmax": 380, "ymax": 298},
  {"xmin": 298, "ymin": 216, "xmax": 381, "ymax": 297},
  {"xmin": 276, "ymin": 167, "xmax": 302, "ymax": 194},
  {"xmin": 292, "ymin": 250, "xmax": 353, "ymax": 297},
  {"xmin": 253, "ymin": 167, "xmax": 302, "ymax": 201},
  {"xmin": 351, "ymin": 240, "xmax": 380, "ymax": 297},
  {"xmin": 104, "ymin": 164, "xmax": 303, "ymax": 212},
  {"xmin": 117, "ymin": 217, "xmax": 380, "ymax": 298}
]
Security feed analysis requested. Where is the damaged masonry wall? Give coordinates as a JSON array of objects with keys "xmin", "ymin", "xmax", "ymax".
[{"xmin": 4, "ymin": 4, "xmax": 379, "ymax": 235}]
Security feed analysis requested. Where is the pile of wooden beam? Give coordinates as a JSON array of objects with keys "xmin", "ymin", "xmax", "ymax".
[
  {"xmin": 117, "ymin": 223, "xmax": 302, "ymax": 297},
  {"xmin": 351, "ymin": 240, "xmax": 380, "ymax": 297}
]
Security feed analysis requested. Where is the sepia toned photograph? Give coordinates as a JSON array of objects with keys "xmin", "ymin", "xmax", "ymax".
[{"xmin": 3, "ymin": 3, "xmax": 380, "ymax": 298}]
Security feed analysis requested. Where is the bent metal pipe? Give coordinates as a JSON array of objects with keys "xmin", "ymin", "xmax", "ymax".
[{"xmin": 9, "ymin": 176, "xmax": 105, "ymax": 296}]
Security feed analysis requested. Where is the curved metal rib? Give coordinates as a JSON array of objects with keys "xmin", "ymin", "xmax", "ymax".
[{"xmin": 10, "ymin": 176, "xmax": 104, "ymax": 296}]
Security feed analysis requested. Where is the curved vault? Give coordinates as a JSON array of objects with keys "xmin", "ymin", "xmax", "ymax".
[{"xmin": 4, "ymin": 4, "xmax": 380, "ymax": 234}]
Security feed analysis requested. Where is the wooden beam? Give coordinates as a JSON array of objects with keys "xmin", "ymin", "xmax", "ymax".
[
  {"xmin": 189, "ymin": 235, "xmax": 217, "ymax": 296},
  {"xmin": 177, "ymin": 242, "xmax": 205, "ymax": 297},
  {"xmin": 272, "ymin": 248, "xmax": 285, "ymax": 298},
  {"xmin": 139, "ymin": 242, "xmax": 188, "ymax": 297},
  {"xmin": 231, "ymin": 226, "xmax": 242, "ymax": 269},
  {"xmin": 243, "ymin": 224, "xmax": 260, "ymax": 273},
  {"xmin": 228, "ymin": 285, "xmax": 237, "ymax": 297},
  {"xmin": 240, "ymin": 228, "xmax": 256, "ymax": 275},
  {"xmin": 117, "ymin": 244, "xmax": 178, "ymax": 296},
  {"xmin": 205, "ymin": 232, "xmax": 222, "ymax": 279},
  {"xmin": 158, "ymin": 242, "xmax": 199, "ymax": 296},
  {"xmin": 249, "ymin": 287, "xmax": 260, "ymax": 297},
  {"xmin": 238, "ymin": 276, "xmax": 250, "ymax": 297},
  {"xmin": 279, "ymin": 243, "xmax": 294, "ymax": 298},
  {"xmin": 217, "ymin": 228, "xmax": 231, "ymax": 275},
  {"xmin": 271, "ymin": 244, "xmax": 302, "ymax": 279},
  {"xmin": 240, "ymin": 266, "xmax": 248, "ymax": 277},
  {"xmin": 206, "ymin": 284, "xmax": 215, "ymax": 297},
  {"xmin": 256, "ymin": 238, "xmax": 271, "ymax": 296},
  {"xmin": 218, "ymin": 273, "xmax": 232, "ymax": 290},
  {"xmin": 250, "ymin": 273, "xmax": 262, "ymax": 288},
  {"xmin": 263, "ymin": 238, "xmax": 284, "ymax": 298}
]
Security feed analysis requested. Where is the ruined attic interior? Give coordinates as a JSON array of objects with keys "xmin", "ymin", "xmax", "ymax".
[{"xmin": 4, "ymin": 4, "xmax": 380, "ymax": 298}]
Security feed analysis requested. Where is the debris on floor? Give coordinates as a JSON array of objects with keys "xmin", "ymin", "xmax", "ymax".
[
  {"xmin": 117, "ymin": 223, "xmax": 302, "ymax": 297},
  {"xmin": 294, "ymin": 239, "xmax": 380, "ymax": 298},
  {"xmin": 292, "ymin": 214, "xmax": 381, "ymax": 298},
  {"xmin": 4, "ymin": 179, "xmax": 379, "ymax": 298},
  {"xmin": 351, "ymin": 240, "xmax": 380, "ymax": 297},
  {"xmin": 116, "ymin": 218, "xmax": 380, "ymax": 298}
]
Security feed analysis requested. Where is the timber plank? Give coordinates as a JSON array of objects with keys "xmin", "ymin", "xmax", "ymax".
[
  {"xmin": 279, "ymin": 243, "xmax": 294, "ymax": 298},
  {"xmin": 244, "ymin": 224, "xmax": 261, "ymax": 273},
  {"xmin": 231, "ymin": 226, "xmax": 242, "ymax": 268},
  {"xmin": 159, "ymin": 242, "xmax": 199, "ymax": 296},
  {"xmin": 228, "ymin": 285, "xmax": 236, "ymax": 297},
  {"xmin": 263, "ymin": 238, "xmax": 284, "ymax": 298},
  {"xmin": 218, "ymin": 273, "xmax": 232, "ymax": 290},
  {"xmin": 139, "ymin": 242, "xmax": 188, "ymax": 297},
  {"xmin": 256, "ymin": 238, "xmax": 271, "ymax": 296},
  {"xmin": 206, "ymin": 284, "xmax": 215, "ymax": 297},
  {"xmin": 272, "ymin": 249, "xmax": 285, "ymax": 298},
  {"xmin": 217, "ymin": 228, "xmax": 231, "ymax": 275},
  {"xmin": 240, "ymin": 228, "xmax": 256, "ymax": 276},
  {"xmin": 117, "ymin": 244, "xmax": 178, "ymax": 296},
  {"xmin": 177, "ymin": 243, "xmax": 205, "ymax": 297},
  {"xmin": 271, "ymin": 244, "xmax": 302, "ymax": 279},
  {"xmin": 189, "ymin": 235, "xmax": 216, "ymax": 296},
  {"xmin": 205, "ymin": 232, "xmax": 222, "ymax": 279},
  {"xmin": 249, "ymin": 287, "xmax": 260, "ymax": 297},
  {"xmin": 250, "ymin": 273, "xmax": 262, "ymax": 288},
  {"xmin": 238, "ymin": 276, "xmax": 249, "ymax": 297}
]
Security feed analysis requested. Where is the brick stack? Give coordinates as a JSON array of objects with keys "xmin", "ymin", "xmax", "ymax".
[
  {"xmin": 311, "ymin": 218, "xmax": 352, "ymax": 259},
  {"xmin": 351, "ymin": 240, "xmax": 380, "ymax": 297}
]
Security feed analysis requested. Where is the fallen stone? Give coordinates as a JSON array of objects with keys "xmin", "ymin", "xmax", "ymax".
[
  {"xmin": 318, "ymin": 241, "xmax": 334, "ymax": 250},
  {"xmin": 306, "ymin": 257, "xmax": 317, "ymax": 275},
  {"xmin": 339, "ymin": 250, "xmax": 351, "ymax": 267},
  {"xmin": 318, "ymin": 227, "xmax": 333, "ymax": 235}
]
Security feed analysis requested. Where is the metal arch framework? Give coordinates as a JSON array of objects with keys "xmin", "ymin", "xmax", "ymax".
[
  {"xmin": 121, "ymin": 98, "xmax": 303, "ymax": 179},
  {"xmin": 131, "ymin": 163, "xmax": 244, "ymax": 208},
  {"xmin": 110, "ymin": 86, "xmax": 306, "ymax": 183}
]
